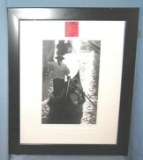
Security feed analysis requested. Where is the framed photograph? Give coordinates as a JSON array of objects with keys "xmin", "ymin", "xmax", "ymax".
[{"xmin": 8, "ymin": 8, "xmax": 139, "ymax": 155}]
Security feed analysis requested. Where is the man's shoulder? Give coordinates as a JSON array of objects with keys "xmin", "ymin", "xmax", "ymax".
[{"xmin": 61, "ymin": 63, "xmax": 67, "ymax": 67}]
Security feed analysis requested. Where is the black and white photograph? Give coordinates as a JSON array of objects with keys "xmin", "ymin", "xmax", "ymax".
[{"xmin": 42, "ymin": 40, "xmax": 101, "ymax": 124}]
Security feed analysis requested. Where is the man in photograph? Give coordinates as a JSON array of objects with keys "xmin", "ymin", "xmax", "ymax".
[{"xmin": 47, "ymin": 55, "xmax": 70, "ymax": 97}]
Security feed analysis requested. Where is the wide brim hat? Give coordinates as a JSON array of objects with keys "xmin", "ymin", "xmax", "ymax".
[{"xmin": 55, "ymin": 55, "xmax": 65, "ymax": 60}]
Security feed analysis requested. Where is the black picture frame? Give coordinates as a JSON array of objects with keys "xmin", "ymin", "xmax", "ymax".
[{"xmin": 8, "ymin": 8, "xmax": 139, "ymax": 155}]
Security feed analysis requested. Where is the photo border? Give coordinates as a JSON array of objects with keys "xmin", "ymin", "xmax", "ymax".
[{"xmin": 8, "ymin": 8, "xmax": 139, "ymax": 155}]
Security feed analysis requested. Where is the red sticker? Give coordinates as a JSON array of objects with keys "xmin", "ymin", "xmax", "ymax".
[{"xmin": 65, "ymin": 22, "xmax": 79, "ymax": 37}]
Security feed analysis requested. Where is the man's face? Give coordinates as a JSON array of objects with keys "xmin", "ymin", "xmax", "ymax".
[{"xmin": 57, "ymin": 58, "xmax": 62, "ymax": 62}]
